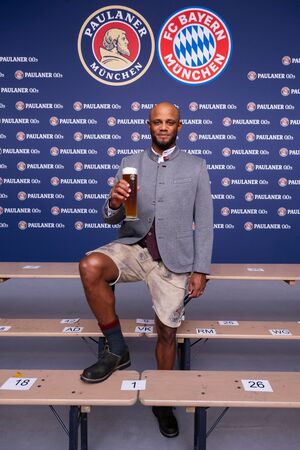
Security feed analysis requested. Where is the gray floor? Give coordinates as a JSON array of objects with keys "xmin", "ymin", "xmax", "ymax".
[{"xmin": 0, "ymin": 277, "xmax": 300, "ymax": 450}]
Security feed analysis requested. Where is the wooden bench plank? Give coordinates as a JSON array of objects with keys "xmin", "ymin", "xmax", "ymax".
[
  {"xmin": 146, "ymin": 320, "xmax": 300, "ymax": 370},
  {"xmin": 207, "ymin": 263, "xmax": 300, "ymax": 282},
  {"xmin": 146, "ymin": 320, "xmax": 300, "ymax": 339},
  {"xmin": 0, "ymin": 262, "xmax": 299, "ymax": 282},
  {"xmin": 0, "ymin": 318, "xmax": 143, "ymax": 337},
  {"xmin": 140, "ymin": 370, "xmax": 300, "ymax": 408},
  {"xmin": 0, "ymin": 369, "xmax": 139, "ymax": 406},
  {"xmin": 0, "ymin": 262, "xmax": 80, "ymax": 279}
]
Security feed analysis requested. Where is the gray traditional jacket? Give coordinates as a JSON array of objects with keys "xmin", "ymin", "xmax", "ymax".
[{"xmin": 103, "ymin": 146, "xmax": 213, "ymax": 274}]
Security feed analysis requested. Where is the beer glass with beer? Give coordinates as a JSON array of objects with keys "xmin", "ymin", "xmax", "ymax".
[{"xmin": 122, "ymin": 167, "xmax": 138, "ymax": 221}]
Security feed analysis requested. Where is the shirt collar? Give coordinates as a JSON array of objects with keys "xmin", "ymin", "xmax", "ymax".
[{"xmin": 151, "ymin": 145, "xmax": 176, "ymax": 163}]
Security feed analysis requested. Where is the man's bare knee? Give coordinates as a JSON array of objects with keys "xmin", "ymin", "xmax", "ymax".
[
  {"xmin": 79, "ymin": 252, "xmax": 118, "ymax": 284},
  {"xmin": 155, "ymin": 317, "xmax": 177, "ymax": 345}
]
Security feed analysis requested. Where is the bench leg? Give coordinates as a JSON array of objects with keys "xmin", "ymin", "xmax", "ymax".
[
  {"xmin": 69, "ymin": 406, "xmax": 89, "ymax": 450},
  {"xmin": 178, "ymin": 338, "xmax": 191, "ymax": 370},
  {"xmin": 69, "ymin": 406, "xmax": 79, "ymax": 450},
  {"xmin": 80, "ymin": 412, "xmax": 88, "ymax": 450},
  {"xmin": 194, "ymin": 407, "xmax": 206, "ymax": 450}
]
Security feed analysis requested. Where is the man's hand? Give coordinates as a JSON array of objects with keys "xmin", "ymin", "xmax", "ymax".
[
  {"xmin": 109, "ymin": 179, "xmax": 131, "ymax": 209},
  {"xmin": 188, "ymin": 272, "xmax": 207, "ymax": 298}
]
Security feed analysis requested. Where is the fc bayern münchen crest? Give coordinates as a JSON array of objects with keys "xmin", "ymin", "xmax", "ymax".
[
  {"xmin": 78, "ymin": 5, "xmax": 155, "ymax": 86},
  {"xmin": 158, "ymin": 7, "xmax": 232, "ymax": 85}
]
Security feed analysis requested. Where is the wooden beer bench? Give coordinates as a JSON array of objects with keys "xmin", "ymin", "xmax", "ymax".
[
  {"xmin": 0, "ymin": 263, "xmax": 299, "ymax": 364},
  {"xmin": 0, "ymin": 262, "xmax": 149, "ymax": 354},
  {"xmin": 140, "ymin": 369, "xmax": 300, "ymax": 450},
  {"xmin": 146, "ymin": 263, "xmax": 300, "ymax": 369},
  {"xmin": 147, "ymin": 319, "xmax": 300, "ymax": 370},
  {"xmin": 0, "ymin": 262, "xmax": 81, "ymax": 282},
  {"xmin": 0, "ymin": 262, "xmax": 299, "ymax": 284},
  {"xmin": 0, "ymin": 318, "xmax": 144, "ymax": 338},
  {"xmin": 0, "ymin": 317, "xmax": 145, "ymax": 358},
  {"xmin": 0, "ymin": 369, "xmax": 139, "ymax": 450}
]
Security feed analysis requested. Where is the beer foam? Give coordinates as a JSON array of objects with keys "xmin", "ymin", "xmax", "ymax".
[{"xmin": 122, "ymin": 167, "xmax": 137, "ymax": 175}]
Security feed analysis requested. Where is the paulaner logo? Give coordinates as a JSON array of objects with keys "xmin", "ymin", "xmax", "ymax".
[
  {"xmin": 78, "ymin": 6, "xmax": 155, "ymax": 86},
  {"xmin": 158, "ymin": 7, "xmax": 232, "ymax": 85}
]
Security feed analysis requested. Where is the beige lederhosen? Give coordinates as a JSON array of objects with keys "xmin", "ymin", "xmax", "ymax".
[{"xmin": 87, "ymin": 242, "xmax": 189, "ymax": 328}]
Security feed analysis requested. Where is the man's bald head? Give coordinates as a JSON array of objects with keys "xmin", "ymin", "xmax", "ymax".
[{"xmin": 149, "ymin": 102, "xmax": 180, "ymax": 122}]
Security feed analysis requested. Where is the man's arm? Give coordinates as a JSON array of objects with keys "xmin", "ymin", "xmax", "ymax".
[
  {"xmin": 192, "ymin": 159, "xmax": 214, "ymax": 274},
  {"xmin": 187, "ymin": 160, "xmax": 213, "ymax": 298}
]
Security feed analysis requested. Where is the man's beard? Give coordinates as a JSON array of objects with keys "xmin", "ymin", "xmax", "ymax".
[{"xmin": 152, "ymin": 134, "xmax": 175, "ymax": 151}]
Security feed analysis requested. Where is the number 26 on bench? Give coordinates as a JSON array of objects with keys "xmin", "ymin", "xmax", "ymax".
[{"xmin": 241, "ymin": 379, "xmax": 273, "ymax": 392}]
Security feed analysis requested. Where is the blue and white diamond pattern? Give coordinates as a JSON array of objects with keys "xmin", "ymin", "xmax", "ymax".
[{"xmin": 174, "ymin": 25, "xmax": 215, "ymax": 67}]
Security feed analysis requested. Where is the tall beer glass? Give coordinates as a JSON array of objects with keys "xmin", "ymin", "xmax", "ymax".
[{"xmin": 122, "ymin": 167, "xmax": 138, "ymax": 221}]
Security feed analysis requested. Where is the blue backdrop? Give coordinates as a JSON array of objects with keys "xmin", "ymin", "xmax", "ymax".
[{"xmin": 0, "ymin": 0, "xmax": 299, "ymax": 262}]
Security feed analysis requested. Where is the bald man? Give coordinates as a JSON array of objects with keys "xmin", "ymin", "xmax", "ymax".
[{"xmin": 79, "ymin": 102, "xmax": 213, "ymax": 438}]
